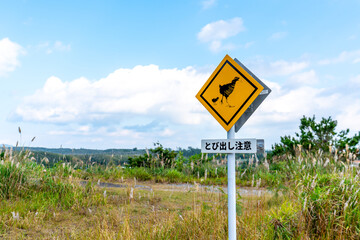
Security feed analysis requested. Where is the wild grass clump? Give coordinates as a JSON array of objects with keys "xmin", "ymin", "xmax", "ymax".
[
  {"xmin": 99, "ymin": 166, "xmax": 123, "ymax": 180},
  {"xmin": 125, "ymin": 167, "xmax": 152, "ymax": 181},
  {"xmin": 296, "ymin": 162, "xmax": 360, "ymax": 238},
  {"xmin": 0, "ymin": 148, "xmax": 34, "ymax": 199},
  {"xmin": 163, "ymin": 169, "xmax": 185, "ymax": 183},
  {"xmin": 265, "ymin": 199, "xmax": 300, "ymax": 239},
  {"xmin": 0, "ymin": 160, "xmax": 29, "ymax": 199},
  {"xmin": 0, "ymin": 146, "xmax": 104, "ymax": 235},
  {"xmin": 265, "ymin": 146, "xmax": 360, "ymax": 239},
  {"xmin": 75, "ymin": 164, "xmax": 124, "ymax": 181},
  {"xmin": 135, "ymin": 202, "xmax": 228, "ymax": 239}
]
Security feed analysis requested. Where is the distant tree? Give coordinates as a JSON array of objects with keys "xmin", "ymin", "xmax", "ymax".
[
  {"xmin": 269, "ymin": 115, "xmax": 360, "ymax": 159},
  {"xmin": 270, "ymin": 135, "xmax": 299, "ymax": 157},
  {"xmin": 128, "ymin": 142, "xmax": 178, "ymax": 168},
  {"xmin": 336, "ymin": 129, "xmax": 360, "ymax": 153},
  {"xmin": 176, "ymin": 146, "xmax": 201, "ymax": 157},
  {"xmin": 295, "ymin": 116, "xmax": 337, "ymax": 152},
  {"xmin": 128, "ymin": 154, "xmax": 150, "ymax": 168},
  {"xmin": 150, "ymin": 142, "xmax": 177, "ymax": 168}
]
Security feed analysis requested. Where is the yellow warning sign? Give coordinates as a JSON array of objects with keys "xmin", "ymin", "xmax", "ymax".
[{"xmin": 196, "ymin": 55, "xmax": 264, "ymax": 132}]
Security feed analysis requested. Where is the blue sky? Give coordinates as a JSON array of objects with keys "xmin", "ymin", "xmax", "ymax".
[{"xmin": 1, "ymin": 0, "xmax": 360, "ymax": 150}]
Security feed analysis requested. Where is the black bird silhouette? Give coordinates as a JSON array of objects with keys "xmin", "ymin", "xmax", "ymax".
[
  {"xmin": 219, "ymin": 76, "xmax": 239, "ymax": 107},
  {"xmin": 212, "ymin": 97, "xmax": 219, "ymax": 104}
]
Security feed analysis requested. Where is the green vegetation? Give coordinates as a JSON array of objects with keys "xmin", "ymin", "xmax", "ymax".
[
  {"xmin": 27, "ymin": 145, "xmax": 201, "ymax": 168},
  {"xmin": 0, "ymin": 148, "xmax": 105, "ymax": 237},
  {"xmin": 1, "ymin": 115, "xmax": 360, "ymax": 239},
  {"xmin": 269, "ymin": 115, "xmax": 360, "ymax": 159},
  {"xmin": 2, "ymin": 143, "xmax": 360, "ymax": 239}
]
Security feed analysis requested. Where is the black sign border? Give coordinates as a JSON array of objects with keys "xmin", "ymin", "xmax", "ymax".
[{"xmin": 200, "ymin": 60, "xmax": 258, "ymax": 126}]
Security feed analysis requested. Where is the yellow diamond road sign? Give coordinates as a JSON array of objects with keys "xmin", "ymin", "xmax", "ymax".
[{"xmin": 196, "ymin": 55, "xmax": 264, "ymax": 132}]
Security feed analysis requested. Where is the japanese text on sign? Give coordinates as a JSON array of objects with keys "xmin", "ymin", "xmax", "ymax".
[{"xmin": 201, "ymin": 139, "xmax": 256, "ymax": 153}]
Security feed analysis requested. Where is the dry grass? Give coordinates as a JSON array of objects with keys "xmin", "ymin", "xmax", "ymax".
[
  {"xmin": 0, "ymin": 180, "xmax": 275, "ymax": 239},
  {"xmin": 4, "ymin": 144, "xmax": 360, "ymax": 239}
]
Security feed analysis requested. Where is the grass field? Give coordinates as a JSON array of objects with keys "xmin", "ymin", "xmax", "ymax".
[
  {"xmin": 1, "ymin": 178, "xmax": 274, "ymax": 240},
  {"xmin": 1, "ymin": 146, "xmax": 360, "ymax": 239}
]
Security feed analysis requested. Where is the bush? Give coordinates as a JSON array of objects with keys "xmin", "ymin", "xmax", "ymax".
[
  {"xmin": 0, "ymin": 161, "xmax": 29, "ymax": 199},
  {"xmin": 126, "ymin": 167, "xmax": 152, "ymax": 181},
  {"xmin": 263, "ymin": 150, "xmax": 360, "ymax": 238},
  {"xmin": 164, "ymin": 169, "xmax": 184, "ymax": 183},
  {"xmin": 128, "ymin": 143, "xmax": 178, "ymax": 168},
  {"xmin": 0, "ymin": 148, "xmax": 104, "ymax": 213},
  {"xmin": 298, "ymin": 166, "xmax": 360, "ymax": 237},
  {"xmin": 266, "ymin": 200, "xmax": 300, "ymax": 239}
]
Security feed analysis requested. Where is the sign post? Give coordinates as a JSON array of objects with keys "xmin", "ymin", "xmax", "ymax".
[
  {"xmin": 196, "ymin": 54, "xmax": 270, "ymax": 240},
  {"xmin": 227, "ymin": 126, "xmax": 236, "ymax": 240}
]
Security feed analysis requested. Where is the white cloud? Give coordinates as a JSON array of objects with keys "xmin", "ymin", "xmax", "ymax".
[
  {"xmin": 78, "ymin": 125, "xmax": 91, "ymax": 133},
  {"xmin": 160, "ymin": 128, "xmax": 175, "ymax": 137},
  {"xmin": 14, "ymin": 65, "xmax": 209, "ymax": 125},
  {"xmin": 49, "ymin": 125, "xmax": 120, "ymax": 137},
  {"xmin": 270, "ymin": 61, "xmax": 309, "ymax": 75},
  {"xmin": 53, "ymin": 41, "xmax": 71, "ymax": 52},
  {"xmin": 209, "ymin": 41, "xmax": 236, "ymax": 52},
  {"xmin": 12, "ymin": 59, "xmax": 360, "ymax": 149},
  {"xmin": 0, "ymin": 139, "xmax": 12, "ymax": 146},
  {"xmin": 246, "ymin": 58, "xmax": 309, "ymax": 77},
  {"xmin": 241, "ymin": 76, "xmax": 360, "ymax": 145},
  {"xmin": 241, "ymin": 80, "xmax": 355, "ymax": 143},
  {"xmin": 269, "ymin": 32, "xmax": 287, "ymax": 40},
  {"xmin": 197, "ymin": 17, "xmax": 245, "ymax": 52},
  {"xmin": 354, "ymin": 58, "xmax": 360, "ymax": 64},
  {"xmin": 244, "ymin": 41, "xmax": 254, "ymax": 49},
  {"xmin": 350, "ymin": 74, "xmax": 360, "ymax": 86},
  {"xmin": 290, "ymin": 70, "xmax": 319, "ymax": 85},
  {"xmin": 318, "ymin": 49, "xmax": 360, "ymax": 65},
  {"xmin": 336, "ymin": 99, "xmax": 360, "ymax": 132},
  {"xmin": 201, "ymin": 0, "xmax": 216, "ymax": 9},
  {"xmin": 198, "ymin": 17, "xmax": 244, "ymax": 42},
  {"xmin": 260, "ymin": 85, "xmax": 329, "ymax": 121},
  {"xmin": 209, "ymin": 40, "xmax": 221, "ymax": 52},
  {"xmin": 37, "ymin": 41, "xmax": 71, "ymax": 54},
  {"xmin": 0, "ymin": 38, "xmax": 24, "ymax": 76}
]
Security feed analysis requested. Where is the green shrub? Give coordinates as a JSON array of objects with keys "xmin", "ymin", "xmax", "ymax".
[
  {"xmin": 128, "ymin": 143, "xmax": 178, "ymax": 168},
  {"xmin": 0, "ymin": 149, "xmax": 104, "ymax": 214},
  {"xmin": 0, "ymin": 161, "xmax": 29, "ymax": 199},
  {"xmin": 164, "ymin": 169, "xmax": 184, "ymax": 183},
  {"xmin": 298, "ymin": 167, "xmax": 360, "ymax": 238},
  {"xmin": 126, "ymin": 167, "xmax": 152, "ymax": 181},
  {"xmin": 266, "ymin": 200, "xmax": 300, "ymax": 239}
]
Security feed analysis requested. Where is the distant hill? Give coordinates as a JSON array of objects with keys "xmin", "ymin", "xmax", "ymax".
[
  {"xmin": 2, "ymin": 145, "xmax": 202, "ymax": 167},
  {"xmin": 5, "ymin": 146, "xmax": 201, "ymax": 157},
  {"xmin": 25, "ymin": 147, "xmax": 146, "ymax": 156}
]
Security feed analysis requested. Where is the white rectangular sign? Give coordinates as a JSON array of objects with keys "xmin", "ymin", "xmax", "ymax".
[{"xmin": 201, "ymin": 139, "xmax": 256, "ymax": 153}]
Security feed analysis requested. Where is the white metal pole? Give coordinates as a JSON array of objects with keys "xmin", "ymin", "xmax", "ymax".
[{"xmin": 227, "ymin": 125, "xmax": 236, "ymax": 240}]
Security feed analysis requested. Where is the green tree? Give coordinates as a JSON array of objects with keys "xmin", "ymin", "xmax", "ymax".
[
  {"xmin": 336, "ymin": 129, "xmax": 360, "ymax": 153},
  {"xmin": 150, "ymin": 142, "xmax": 177, "ymax": 168},
  {"xmin": 295, "ymin": 116, "xmax": 337, "ymax": 152},
  {"xmin": 269, "ymin": 115, "xmax": 360, "ymax": 159},
  {"xmin": 128, "ymin": 142, "xmax": 178, "ymax": 168}
]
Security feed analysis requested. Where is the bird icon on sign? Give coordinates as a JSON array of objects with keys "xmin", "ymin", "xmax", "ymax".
[{"xmin": 219, "ymin": 76, "xmax": 240, "ymax": 107}]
